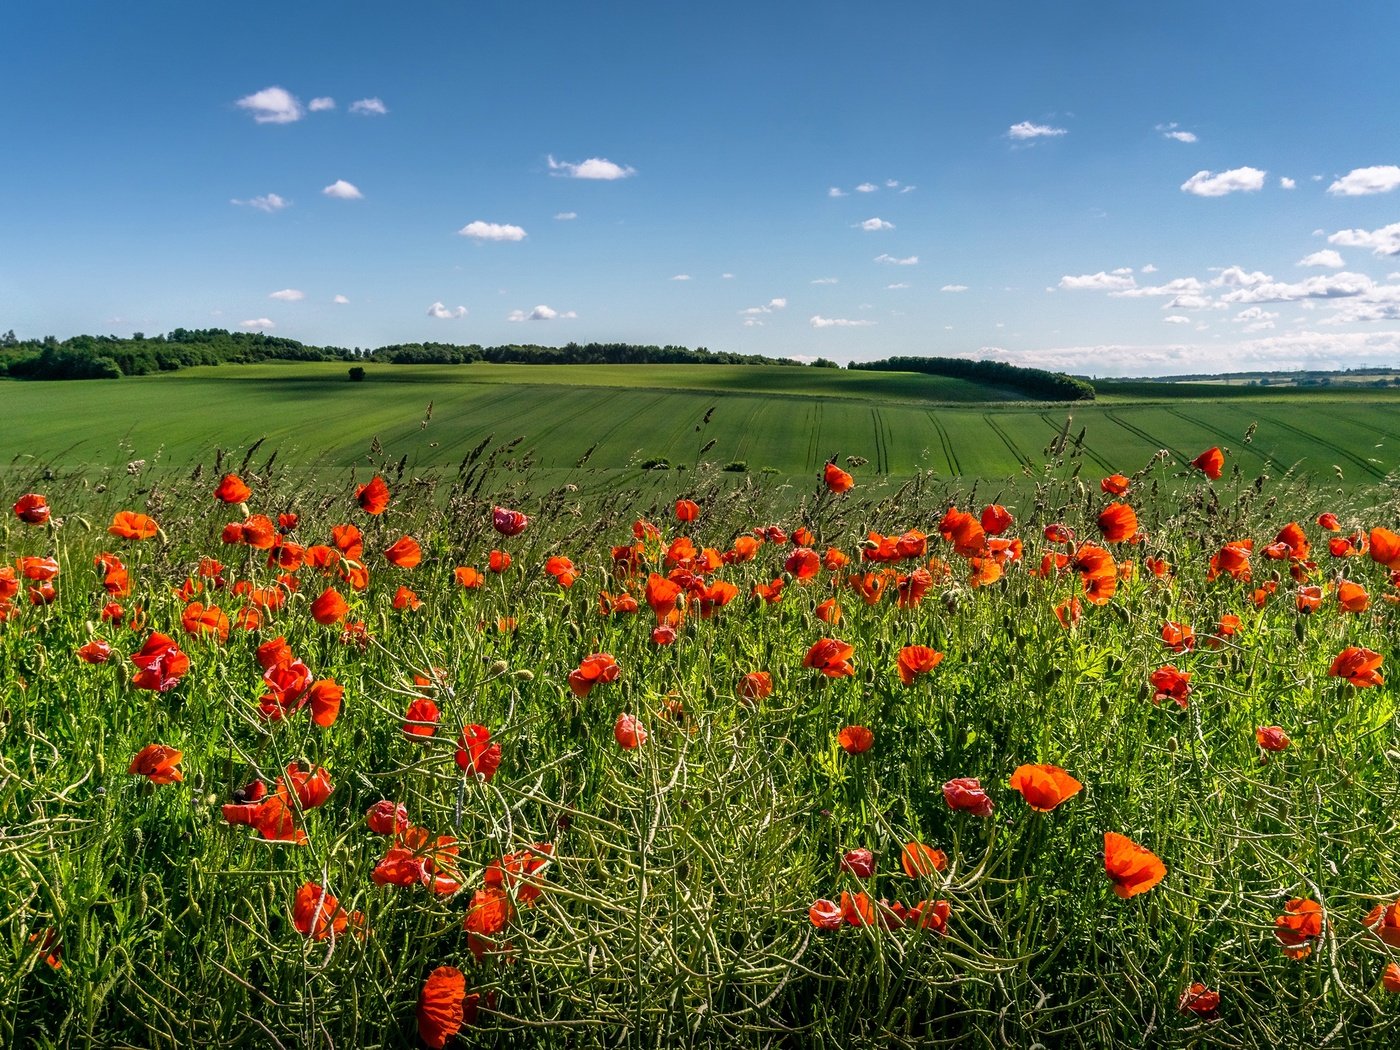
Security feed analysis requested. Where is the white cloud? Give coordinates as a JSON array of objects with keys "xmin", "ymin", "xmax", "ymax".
[
  {"xmin": 1219, "ymin": 271, "xmax": 1376, "ymax": 304},
  {"xmin": 427, "ymin": 302, "xmax": 468, "ymax": 319},
  {"xmin": 1280, "ymin": 177, "xmax": 1297, "ymax": 190},
  {"xmin": 670, "ymin": 274, "xmax": 692, "ymax": 281},
  {"xmin": 268, "ymin": 288, "xmax": 304, "ymax": 301},
  {"xmin": 240, "ymin": 318, "xmax": 275, "ymax": 329},
  {"xmin": 1210, "ymin": 266, "xmax": 1273, "ymax": 288},
  {"xmin": 1157, "ymin": 123, "xmax": 1197, "ymax": 143},
  {"xmin": 1141, "ymin": 264, "xmax": 1158, "ymax": 274},
  {"xmin": 1008, "ymin": 121, "xmax": 1067, "ymax": 140},
  {"xmin": 231, "ymin": 193, "xmax": 289, "ymax": 212},
  {"xmin": 1233, "ymin": 306, "xmax": 1279, "ymax": 331},
  {"xmin": 767, "ymin": 297, "xmax": 788, "ymax": 310},
  {"xmin": 349, "ymin": 97, "xmax": 388, "ymax": 116},
  {"xmin": 874, "ymin": 253, "xmax": 918, "ymax": 265},
  {"xmin": 940, "ymin": 284, "xmax": 968, "ymax": 292},
  {"xmin": 855, "ymin": 182, "xmax": 878, "ymax": 193},
  {"xmin": 235, "ymin": 86, "xmax": 303, "ymax": 124},
  {"xmin": 887, "ymin": 283, "xmax": 909, "ymax": 290},
  {"xmin": 810, "ymin": 315, "xmax": 876, "ymax": 328},
  {"xmin": 885, "ymin": 179, "xmax": 899, "ymax": 188},
  {"xmin": 308, "ymin": 97, "xmax": 336, "ymax": 112},
  {"xmin": 1162, "ymin": 315, "xmax": 1191, "ymax": 324},
  {"xmin": 1058, "ymin": 271, "xmax": 1136, "ymax": 291},
  {"xmin": 811, "ymin": 277, "xmax": 839, "ymax": 285},
  {"xmin": 554, "ymin": 211, "xmax": 578, "ymax": 221},
  {"xmin": 322, "ymin": 179, "xmax": 363, "ymax": 200},
  {"xmin": 900, "ymin": 185, "xmax": 916, "ymax": 193},
  {"xmin": 1162, "ymin": 294, "xmax": 1215, "ymax": 310},
  {"xmin": 857, "ymin": 217, "xmax": 894, "ymax": 231},
  {"xmin": 1111, "ymin": 277, "xmax": 1205, "ymax": 299},
  {"xmin": 827, "ymin": 187, "xmax": 846, "ymax": 198},
  {"xmin": 1327, "ymin": 165, "xmax": 1400, "ymax": 196},
  {"xmin": 507, "ymin": 304, "xmax": 575, "ymax": 322},
  {"xmin": 742, "ymin": 318, "xmax": 764, "ymax": 328},
  {"xmin": 1180, "ymin": 167, "xmax": 1267, "ymax": 196},
  {"xmin": 547, "ymin": 154, "xmax": 635, "ymax": 180},
  {"xmin": 721, "ymin": 273, "xmax": 735, "ymax": 279},
  {"xmin": 1329, "ymin": 222, "xmax": 1400, "ymax": 256},
  {"xmin": 740, "ymin": 298, "xmax": 788, "ymax": 317},
  {"xmin": 458, "ymin": 220, "xmax": 526, "ymax": 241},
  {"xmin": 333, "ymin": 294, "xmax": 349, "ymax": 304},
  {"xmin": 1298, "ymin": 249, "xmax": 1344, "ymax": 269}
]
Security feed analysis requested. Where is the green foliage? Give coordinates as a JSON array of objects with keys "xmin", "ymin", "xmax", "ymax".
[{"xmin": 852, "ymin": 355, "xmax": 1096, "ymax": 401}]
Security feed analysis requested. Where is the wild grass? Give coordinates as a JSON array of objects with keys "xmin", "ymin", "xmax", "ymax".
[{"xmin": 2, "ymin": 435, "xmax": 1400, "ymax": 1048}]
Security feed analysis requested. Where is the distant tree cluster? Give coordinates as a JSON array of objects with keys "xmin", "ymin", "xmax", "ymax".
[
  {"xmin": 368, "ymin": 341, "xmax": 800, "ymax": 367},
  {"xmin": 849, "ymin": 356, "xmax": 1095, "ymax": 401}
]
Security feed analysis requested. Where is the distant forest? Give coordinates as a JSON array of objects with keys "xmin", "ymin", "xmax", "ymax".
[{"xmin": 0, "ymin": 328, "xmax": 1094, "ymax": 400}]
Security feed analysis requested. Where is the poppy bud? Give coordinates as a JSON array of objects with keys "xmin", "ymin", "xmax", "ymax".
[
  {"xmin": 489, "ymin": 659, "xmax": 509, "ymax": 675},
  {"xmin": 515, "ymin": 669, "xmax": 534, "ymax": 681}
]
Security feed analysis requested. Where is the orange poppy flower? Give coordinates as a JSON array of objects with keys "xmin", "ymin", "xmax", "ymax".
[
  {"xmin": 737, "ymin": 671, "xmax": 773, "ymax": 704},
  {"xmin": 108, "ymin": 510, "xmax": 158, "ymax": 540},
  {"xmin": 27, "ymin": 928, "xmax": 61, "ymax": 970},
  {"xmin": 130, "ymin": 632, "xmax": 190, "ymax": 692},
  {"xmin": 967, "ymin": 556, "xmax": 1003, "ymax": 587},
  {"xmin": 1295, "ymin": 586, "xmax": 1323, "ymax": 613},
  {"xmin": 383, "ymin": 535, "xmax": 422, "ymax": 568},
  {"xmin": 418, "ymin": 966, "xmax": 477, "ymax": 1049},
  {"xmin": 751, "ymin": 578, "xmax": 785, "ymax": 604},
  {"xmin": 1255, "ymin": 725, "xmax": 1290, "ymax": 751},
  {"xmin": 1160, "ymin": 621, "xmax": 1194, "ymax": 653},
  {"xmin": 545, "ymin": 556, "xmax": 578, "ymax": 588},
  {"xmin": 1190, "ymin": 446, "xmax": 1224, "ymax": 479},
  {"xmin": 645, "ymin": 573, "xmax": 683, "ymax": 619},
  {"xmin": 784, "ymin": 547, "xmax": 822, "ymax": 581},
  {"xmin": 1368, "ymin": 527, "xmax": 1400, "ymax": 570},
  {"xmin": 1384, "ymin": 962, "xmax": 1400, "ymax": 994},
  {"xmin": 815, "ymin": 597, "xmax": 843, "ymax": 624},
  {"xmin": 939, "ymin": 509, "xmax": 987, "ymax": 557},
  {"xmin": 1274, "ymin": 898, "xmax": 1323, "ymax": 959},
  {"xmin": 1145, "ymin": 556, "xmax": 1171, "ymax": 578},
  {"xmin": 12, "ymin": 493, "xmax": 50, "ymax": 524},
  {"xmin": 1054, "ymin": 597, "xmax": 1083, "ymax": 629},
  {"xmin": 568, "ymin": 652, "xmax": 620, "ymax": 696},
  {"xmin": 675, "ymin": 498, "xmax": 700, "ymax": 522},
  {"xmin": 1008, "ymin": 764, "xmax": 1083, "ymax": 812},
  {"xmin": 693, "ymin": 579, "xmax": 739, "ymax": 617},
  {"xmin": 614, "ymin": 713, "xmax": 648, "ymax": 749},
  {"xmin": 128, "ymin": 743, "xmax": 183, "ymax": 784},
  {"xmin": 18, "ymin": 556, "xmax": 60, "ymax": 581},
  {"xmin": 900, "ymin": 842, "xmax": 948, "ymax": 878},
  {"xmin": 181, "ymin": 601, "xmax": 229, "ymax": 643},
  {"xmin": 28, "ymin": 581, "xmax": 57, "ymax": 605},
  {"xmin": 455, "ymin": 724, "xmax": 502, "ymax": 780},
  {"xmin": 823, "ymin": 461, "xmax": 855, "ymax": 493},
  {"xmin": 1100, "ymin": 474, "xmax": 1131, "ymax": 496},
  {"xmin": 725, "ymin": 535, "xmax": 761, "ymax": 563},
  {"xmin": 1097, "ymin": 502, "xmax": 1138, "ymax": 544},
  {"xmin": 980, "ymin": 504, "xmax": 1014, "ymax": 536},
  {"xmin": 310, "ymin": 587, "xmax": 349, "ymax": 625},
  {"xmin": 896, "ymin": 645, "xmax": 944, "ymax": 685},
  {"xmin": 77, "ymin": 638, "xmax": 112, "ymax": 664},
  {"xmin": 355, "ymin": 475, "xmax": 390, "ymax": 515},
  {"xmin": 403, "ymin": 696, "xmax": 440, "ymax": 737},
  {"xmin": 1177, "ymin": 983, "xmax": 1220, "ymax": 1019},
  {"xmin": 214, "ymin": 474, "xmax": 252, "ymax": 503},
  {"xmin": 849, "ymin": 572, "xmax": 887, "ymax": 605},
  {"xmin": 1149, "ymin": 665, "xmax": 1191, "ymax": 707},
  {"xmin": 598, "ymin": 591, "xmax": 639, "ymax": 616},
  {"xmin": 307, "ymin": 679, "xmax": 342, "ymax": 727},
  {"xmin": 487, "ymin": 549, "xmax": 512, "ymax": 574},
  {"xmin": 1336, "ymin": 581, "xmax": 1369, "ymax": 613},
  {"xmin": 943, "ymin": 778, "xmax": 994, "ymax": 817},
  {"xmin": 1103, "ymin": 832, "xmax": 1165, "ymax": 898},
  {"xmin": 1329, "ymin": 646, "xmax": 1384, "ymax": 688},
  {"xmin": 392, "ymin": 585, "xmax": 422, "ymax": 611},
  {"xmin": 823, "ymin": 546, "xmax": 849, "ymax": 571},
  {"xmin": 454, "ymin": 566, "xmax": 484, "ymax": 589},
  {"xmin": 809, "ymin": 898, "xmax": 843, "ymax": 930},
  {"xmin": 840, "ymin": 890, "xmax": 875, "ymax": 926},
  {"xmin": 292, "ymin": 882, "xmax": 355, "ymax": 941},
  {"xmin": 805, "ymin": 638, "xmax": 855, "ymax": 678},
  {"xmin": 837, "ymin": 725, "xmax": 874, "ymax": 754},
  {"xmin": 1365, "ymin": 901, "xmax": 1400, "ymax": 947}
]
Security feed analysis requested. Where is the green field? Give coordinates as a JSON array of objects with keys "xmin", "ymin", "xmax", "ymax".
[{"xmin": 4, "ymin": 362, "xmax": 1399, "ymax": 486}]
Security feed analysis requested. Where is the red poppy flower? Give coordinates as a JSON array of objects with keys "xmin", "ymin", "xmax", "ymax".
[
  {"xmin": 484, "ymin": 843, "xmax": 554, "ymax": 905},
  {"xmin": 77, "ymin": 638, "xmax": 112, "ymax": 664},
  {"xmin": 18, "ymin": 556, "xmax": 59, "ymax": 581},
  {"xmin": 383, "ymin": 535, "xmax": 422, "ymax": 568},
  {"xmin": 1274, "ymin": 898, "xmax": 1323, "ymax": 959},
  {"xmin": 1329, "ymin": 646, "xmax": 1384, "ymax": 688},
  {"xmin": 784, "ymin": 547, "xmax": 821, "ymax": 581},
  {"xmin": 1190, "ymin": 446, "xmax": 1224, "ymax": 479},
  {"xmin": 366, "ymin": 800, "xmax": 410, "ymax": 835},
  {"xmin": 487, "ymin": 549, "xmax": 512, "ymax": 574},
  {"xmin": 900, "ymin": 842, "xmax": 948, "ymax": 877},
  {"xmin": 279, "ymin": 763, "xmax": 333, "ymax": 809},
  {"xmin": 568, "ymin": 652, "xmax": 620, "ymax": 696},
  {"xmin": 1103, "ymin": 832, "xmax": 1166, "ymax": 898},
  {"xmin": 1177, "ymin": 983, "xmax": 1220, "ymax": 1019},
  {"xmin": 1384, "ymin": 962, "xmax": 1400, "ymax": 994},
  {"xmin": 809, "ymin": 898, "xmax": 843, "ymax": 930},
  {"xmin": 544, "ymin": 556, "xmax": 578, "ymax": 588},
  {"xmin": 455, "ymin": 725, "xmax": 503, "ymax": 780},
  {"xmin": 1008, "ymin": 764, "xmax": 1083, "ymax": 812},
  {"xmin": 355, "ymin": 475, "xmax": 390, "ymax": 515},
  {"xmin": 614, "ymin": 713, "xmax": 648, "ymax": 749},
  {"xmin": 108, "ymin": 510, "xmax": 159, "ymax": 540},
  {"xmin": 840, "ymin": 848, "xmax": 875, "ymax": 878},
  {"xmin": 464, "ymin": 884, "xmax": 515, "ymax": 939},
  {"xmin": 1054, "ymin": 597, "xmax": 1082, "ymax": 629},
  {"xmin": 980, "ymin": 504, "xmax": 1014, "ymax": 536},
  {"xmin": 27, "ymin": 928, "xmax": 61, "ymax": 970},
  {"xmin": 128, "ymin": 743, "xmax": 183, "ymax": 784},
  {"xmin": 214, "ymin": 474, "xmax": 252, "ymax": 504},
  {"xmin": 130, "ymin": 632, "xmax": 190, "ymax": 692},
  {"xmin": 1100, "ymin": 474, "xmax": 1131, "ymax": 496},
  {"xmin": 1336, "ymin": 581, "xmax": 1369, "ymax": 613},
  {"xmin": 1097, "ymin": 503, "xmax": 1138, "ymax": 544},
  {"xmin": 674, "ymin": 498, "xmax": 700, "ymax": 522},
  {"xmin": 752, "ymin": 578, "xmax": 785, "ymax": 604},
  {"xmin": 1255, "ymin": 726, "xmax": 1290, "ymax": 752},
  {"xmin": 942, "ymin": 778, "xmax": 994, "ymax": 817},
  {"xmin": 823, "ymin": 461, "xmax": 854, "ymax": 493},
  {"xmin": 418, "ymin": 966, "xmax": 477, "ymax": 1050},
  {"xmin": 840, "ymin": 890, "xmax": 875, "ymax": 926},
  {"xmin": 1160, "ymin": 621, "xmax": 1194, "ymax": 653},
  {"xmin": 903, "ymin": 898, "xmax": 952, "ymax": 934},
  {"xmin": 12, "ymin": 494, "xmax": 50, "ymax": 524},
  {"xmin": 292, "ymin": 882, "xmax": 354, "ymax": 940},
  {"xmin": 896, "ymin": 645, "xmax": 944, "ymax": 685},
  {"xmin": 492, "ymin": 507, "xmax": 529, "ymax": 536},
  {"xmin": 1368, "ymin": 527, "xmax": 1400, "ymax": 570},
  {"xmin": 181, "ymin": 601, "xmax": 229, "ymax": 643},
  {"xmin": 837, "ymin": 725, "xmax": 873, "ymax": 754},
  {"xmin": 1366, "ymin": 901, "xmax": 1400, "ymax": 947},
  {"xmin": 815, "ymin": 597, "xmax": 843, "ymax": 624},
  {"xmin": 896, "ymin": 568, "xmax": 934, "ymax": 607},
  {"xmin": 403, "ymin": 696, "xmax": 440, "ymax": 737},
  {"xmin": 804, "ymin": 637, "xmax": 855, "ymax": 678},
  {"xmin": 1148, "ymin": 665, "xmax": 1192, "ymax": 707},
  {"xmin": 737, "ymin": 671, "xmax": 772, "ymax": 704},
  {"xmin": 310, "ymin": 587, "xmax": 349, "ymax": 625}
]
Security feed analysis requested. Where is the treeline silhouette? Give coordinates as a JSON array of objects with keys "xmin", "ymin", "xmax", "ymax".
[{"xmin": 849, "ymin": 356, "xmax": 1095, "ymax": 401}]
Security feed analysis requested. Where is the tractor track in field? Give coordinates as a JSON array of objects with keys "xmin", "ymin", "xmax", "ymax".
[
  {"xmin": 927, "ymin": 412, "xmax": 962, "ymax": 475},
  {"xmin": 869, "ymin": 408, "xmax": 888, "ymax": 474},
  {"xmin": 1102, "ymin": 411, "xmax": 1189, "ymax": 465},
  {"xmin": 982, "ymin": 414, "xmax": 1032, "ymax": 468},
  {"xmin": 1162, "ymin": 407, "xmax": 1292, "ymax": 475},
  {"xmin": 1243, "ymin": 408, "xmax": 1387, "ymax": 481}
]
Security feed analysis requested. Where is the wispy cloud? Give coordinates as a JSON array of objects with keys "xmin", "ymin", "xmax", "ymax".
[
  {"xmin": 739, "ymin": 298, "xmax": 788, "ymax": 319},
  {"xmin": 856, "ymin": 217, "xmax": 894, "ymax": 231},
  {"xmin": 308, "ymin": 97, "xmax": 336, "ymax": 112},
  {"xmin": 240, "ymin": 318, "xmax": 275, "ymax": 329},
  {"xmin": 670, "ymin": 274, "xmax": 691, "ymax": 281},
  {"xmin": 827, "ymin": 187, "xmax": 846, "ymax": 198},
  {"xmin": 874, "ymin": 253, "xmax": 918, "ymax": 265},
  {"xmin": 231, "ymin": 193, "xmax": 288, "ymax": 212},
  {"xmin": 322, "ymin": 179, "xmax": 363, "ymax": 200},
  {"xmin": 1008, "ymin": 121, "xmax": 1067, "ymax": 140},
  {"xmin": 349, "ymin": 97, "xmax": 388, "ymax": 116},
  {"xmin": 811, "ymin": 315, "xmax": 876, "ymax": 328},
  {"xmin": 811, "ymin": 277, "xmax": 838, "ymax": 285},
  {"xmin": 1180, "ymin": 167, "xmax": 1266, "ymax": 196},
  {"xmin": 507, "ymin": 304, "xmax": 576, "ymax": 321},
  {"xmin": 554, "ymin": 211, "xmax": 578, "ymax": 221},
  {"xmin": 1156, "ymin": 122, "xmax": 1197, "ymax": 143},
  {"xmin": 427, "ymin": 302, "xmax": 468, "ymax": 319},
  {"xmin": 268, "ymin": 288, "xmax": 304, "ymax": 301},
  {"xmin": 333, "ymin": 294, "xmax": 349, "ymax": 304},
  {"xmin": 458, "ymin": 220, "xmax": 526, "ymax": 241},
  {"xmin": 886, "ymin": 283, "xmax": 909, "ymax": 290},
  {"xmin": 547, "ymin": 154, "xmax": 635, "ymax": 180},
  {"xmin": 1059, "ymin": 271, "xmax": 1136, "ymax": 291},
  {"xmin": 235, "ymin": 86, "xmax": 302, "ymax": 124},
  {"xmin": 1328, "ymin": 222, "xmax": 1400, "ymax": 257},
  {"xmin": 940, "ymin": 284, "xmax": 968, "ymax": 292},
  {"xmin": 1327, "ymin": 165, "xmax": 1400, "ymax": 196},
  {"xmin": 855, "ymin": 182, "xmax": 878, "ymax": 193}
]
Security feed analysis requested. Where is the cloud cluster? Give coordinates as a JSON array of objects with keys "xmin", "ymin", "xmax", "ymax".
[
  {"xmin": 1008, "ymin": 121, "xmax": 1067, "ymax": 140},
  {"xmin": 1180, "ymin": 167, "xmax": 1267, "ymax": 196},
  {"xmin": 810, "ymin": 315, "xmax": 876, "ymax": 328},
  {"xmin": 508, "ymin": 305, "xmax": 576, "ymax": 322},
  {"xmin": 427, "ymin": 303, "xmax": 468, "ymax": 319},
  {"xmin": 1329, "ymin": 221, "xmax": 1400, "ymax": 256},
  {"xmin": 458, "ymin": 220, "xmax": 526, "ymax": 242},
  {"xmin": 1327, "ymin": 166, "xmax": 1400, "ymax": 196},
  {"xmin": 547, "ymin": 155, "xmax": 635, "ymax": 180},
  {"xmin": 1157, "ymin": 122, "xmax": 1197, "ymax": 143},
  {"xmin": 236, "ymin": 87, "xmax": 303, "ymax": 124},
  {"xmin": 349, "ymin": 97, "xmax": 388, "ymax": 116},
  {"xmin": 856, "ymin": 217, "xmax": 894, "ymax": 231},
  {"xmin": 231, "ymin": 193, "xmax": 288, "ymax": 212},
  {"xmin": 874, "ymin": 253, "xmax": 918, "ymax": 266}
]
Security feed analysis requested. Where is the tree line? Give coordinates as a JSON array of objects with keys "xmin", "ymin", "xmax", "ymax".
[{"xmin": 849, "ymin": 356, "xmax": 1095, "ymax": 401}]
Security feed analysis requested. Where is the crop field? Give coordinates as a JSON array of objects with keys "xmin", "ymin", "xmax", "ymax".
[
  {"xmin": 4, "ymin": 363, "xmax": 1400, "ymax": 488},
  {"xmin": 4, "ymin": 418, "xmax": 1400, "ymax": 1047}
]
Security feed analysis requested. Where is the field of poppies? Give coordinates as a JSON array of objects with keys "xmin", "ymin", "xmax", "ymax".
[{"xmin": 4, "ymin": 435, "xmax": 1400, "ymax": 1047}]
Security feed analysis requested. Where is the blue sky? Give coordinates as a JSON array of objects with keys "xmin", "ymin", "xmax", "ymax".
[{"xmin": 4, "ymin": 1, "xmax": 1400, "ymax": 375}]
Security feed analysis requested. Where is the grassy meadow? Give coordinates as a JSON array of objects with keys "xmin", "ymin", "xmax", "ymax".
[{"xmin": 4, "ymin": 365, "xmax": 1400, "ymax": 1046}]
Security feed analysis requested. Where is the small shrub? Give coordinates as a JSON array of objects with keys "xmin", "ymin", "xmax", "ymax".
[{"xmin": 722, "ymin": 461, "xmax": 748, "ymax": 472}]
